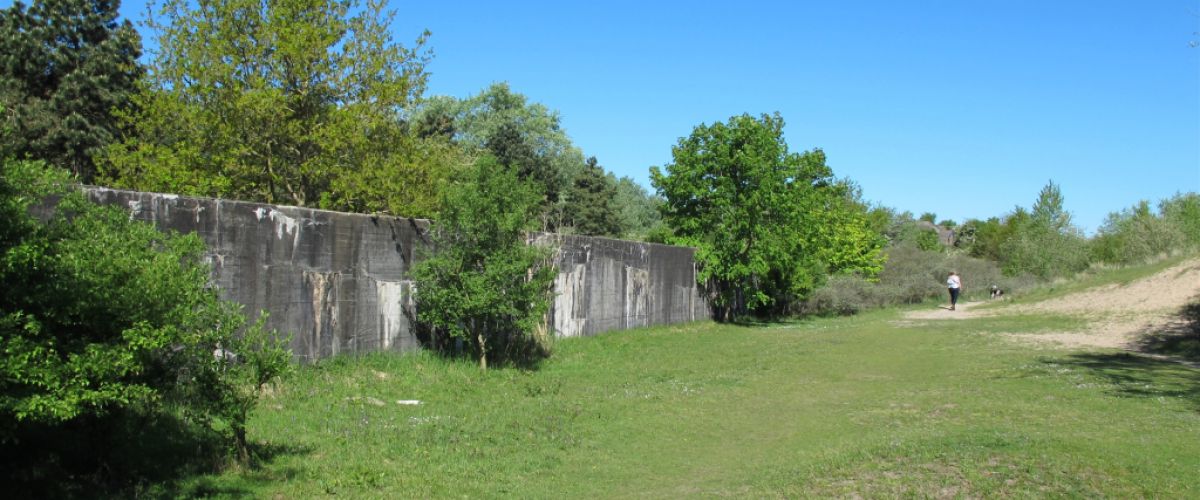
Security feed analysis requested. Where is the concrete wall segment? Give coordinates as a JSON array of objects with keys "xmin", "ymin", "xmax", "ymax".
[{"xmin": 79, "ymin": 187, "xmax": 710, "ymax": 360}]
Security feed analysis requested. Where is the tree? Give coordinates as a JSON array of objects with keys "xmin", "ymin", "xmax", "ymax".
[
  {"xmin": 416, "ymin": 83, "xmax": 590, "ymax": 228},
  {"xmin": 651, "ymin": 112, "xmax": 883, "ymax": 320},
  {"xmin": 613, "ymin": 176, "xmax": 665, "ymax": 240},
  {"xmin": 1159, "ymin": 192, "xmax": 1200, "ymax": 247},
  {"xmin": 410, "ymin": 156, "xmax": 557, "ymax": 370},
  {"xmin": 0, "ymin": 159, "xmax": 289, "ymax": 463},
  {"xmin": 1092, "ymin": 199, "xmax": 1187, "ymax": 265},
  {"xmin": 103, "ymin": 0, "xmax": 455, "ymax": 218},
  {"xmin": 485, "ymin": 121, "xmax": 563, "ymax": 228},
  {"xmin": 1001, "ymin": 181, "xmax": 1088, "ymax": 279},
  {"xmin": 0, "ymin": 0, "xmax": 142, "ymax": 181},
  {"xmin": 563, "ymin": 156, "xmax": 621, "ymax": 237},
  {"xmin": 1030, "ymin": 180, "xmax": 1071, "ymax": 232}
]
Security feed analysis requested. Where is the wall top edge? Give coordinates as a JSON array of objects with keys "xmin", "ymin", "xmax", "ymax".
[
  {"xmin": 81, "ymin": 184, "xmax": 433, "ymax": 226},
  {"xmin": 82, "ymin": 184, "xmax": 697, "ymax": 252}
]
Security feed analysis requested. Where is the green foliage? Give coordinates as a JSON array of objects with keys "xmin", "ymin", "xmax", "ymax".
[
  {"xmin": 410, "ymin": 156, "xmax": 557, "ymax": 369},
  {"xmin": 102, "ymin": 0, "xmax": 455, "ymax": 217},
  {"xmin": 0, "ymin": 159, "xmax": 290, "ymax": 463},
  {"xmin": 0, "ymin": 0, "xmax": 142, "ymax": 181},
  {"xmin": 797, "ymin": 274, "xmax": 888, "ymax": 316},
  {"xmin": 1031, "ymin": 180, "xmax": 1071, "ymax": 232},
  {"xmin": 418, "ymin": 83, "xmax": 586, "ymax": 189},
  {"xmin": 914, "ymin": 225, "xmax": 944, "ymax": 252},
  {"xmin": 651, "ymin": 112, "xmax": 884, "ymax": 319},
  {"xmin": 613, "ymin": 176, "xmax": 665, "ymax": 240},
  {"xmin": 1091, "ymin": 198, "xmax": 1191, "ymax": 265},
  {"xmin": 1159, "ymin": 192, "xmax": 1200, "ymax": 246},
  {"xmin": 999, "ymin": 181, "xmax": 1090, "ymax": 279},
  {"xmin": 799, "ymin": 232, "xmax": 1038, "ymax": 316},
  {"xmin": 416, "ymin": 83, "xmax": 666, "ymax": 237},
  {"xmin": 863, "ymin": 204, "xmax": 896, "ymax": 239},
  {"xmin": 918, "ymin": 212, "xmax": 937, "ymax": 223},
  {"xmin": 959, "ymin": 216, "xmax": 1009, "ymax": 261},
  {"xmin": 184, "ymin": 316, "xmax": 293, "ymax": 463},
  {"xmin": 818, "ymin": 181, "xmax": 889, "ymax": 276},
  {"xmin": 885, "ymin": 243, "xmax": 1026, "ymax": 304},
  {"xmin": 485, "ymin": 121, "xmax": 562, "ymax": 228},
  {"xmin": 420, "ymin": 83, "xmax": 584, "ymax": 228},
  {"xmin": 562, "ymin": 157, "xmax": 621, "ymax": 237}
]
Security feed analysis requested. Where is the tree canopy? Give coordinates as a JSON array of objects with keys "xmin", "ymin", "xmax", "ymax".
[
  {"xmin": 651, "ymin": 112, "xmax": 883, "ymax": 319},
  {"xmin": 102, "ymin": 0, "xmax": 458, "ymax": 218},
  {"xmin": 415, "ymin": 83, "xmax": 656, "ymax": 235},
  {"xmin": 1000, "ymin": 180, "xmax": 1089, "ymax": 279},
  {"xmin": 563, "ymin": 156, "xmax": 621, "ymax": 237},
  {"xmin": 0, "ymin": 0, "xmax": 142, "ymax": 182}
]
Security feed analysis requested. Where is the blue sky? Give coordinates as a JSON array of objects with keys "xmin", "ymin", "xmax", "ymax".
[{"xmin": 74, "ymin": 1, "xmax": 1200, "ymax": 232}]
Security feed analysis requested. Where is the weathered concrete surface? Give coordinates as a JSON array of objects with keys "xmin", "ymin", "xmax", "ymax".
[
  {"xmin": 82, "ymin": 187, "xmax": 710, "ymax": 360},
  {"xmin": 84, "ymin": 187, "xmax": 426, "ymax": 362},
  {"xmin": 537, "ymin": 234, "xmax": 710, "ymax": 337}
]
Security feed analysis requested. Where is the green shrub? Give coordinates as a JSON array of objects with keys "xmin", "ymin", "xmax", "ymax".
[
  {"xmin": 1092, "ymin": 198, "xmax": 1195, "ymax": 266},
  {"xmin": 796, "ymin": 274, "xmax": 885, "ymax": 316},
  {"xmin": 1160, "ymin": 192, "xmax": 1200, "ymax": 246},
  {"xmin": 411, "ymin": 156, "xmax": 557, "ymax": 370},
  {"xmin": 798, "ymin": 242, "xmax": 1033, "ymax": 315},
  {"xmin": 0, "ymin": 159, "xmax": 290, "ymax": 467},
  {"xmin": 876, "ymin": 243, "xmax": 946, "ymax": 304}
]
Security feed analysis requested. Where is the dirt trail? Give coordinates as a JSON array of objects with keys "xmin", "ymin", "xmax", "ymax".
[{"xmin": 902, "ymin": 258, "xmax": 1200, "ymax": 351}]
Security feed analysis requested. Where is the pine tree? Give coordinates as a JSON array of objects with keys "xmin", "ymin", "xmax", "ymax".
[
  {"xmin": 564, "ymin": 156, "xmax": 620, "ymax": 237},
  {"xmin": 0, "ymin": 0, "xmax": 142, "ymax": 182}
]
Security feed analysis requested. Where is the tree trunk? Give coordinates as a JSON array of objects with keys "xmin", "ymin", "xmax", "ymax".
[
  {"xmin": 477, "ymin": 331, "xmax": 488, "ymax": 370},
  {"xmin": 233, "ymin": 416, "xmax": 250, "ymax": 465}
]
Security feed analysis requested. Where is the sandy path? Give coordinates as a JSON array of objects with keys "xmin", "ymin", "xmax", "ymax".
[{"xmin": 901, "ymin": 258, "xmax": 1200, "ymax": 351}]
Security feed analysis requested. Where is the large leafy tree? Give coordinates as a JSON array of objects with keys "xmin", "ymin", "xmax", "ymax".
[
  {"xmin": 651, "ymin": 113, "xmax": 883, "ymax": 320},
  {"xmin": 411, "ymin": 156, "xmax": 556, "ymax": 370},
  {"xmin": 0, "ymin": 0, "xmax": 142, "ymax": 182},
  {"xmin": 103, "ymin": 0, "xmax": 456, "ymax": 217}
]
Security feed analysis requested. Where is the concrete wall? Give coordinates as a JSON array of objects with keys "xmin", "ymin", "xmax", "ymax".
[
  {"xmin": 82, "ymin": 187, "xmax": 709, "ymax": 361},
  {"xmin": 539, "ymin": 234, "xmax": 710, "ymax": 337}
]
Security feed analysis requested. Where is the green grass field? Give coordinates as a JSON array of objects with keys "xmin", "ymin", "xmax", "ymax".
[{"xmin": 161, "ymin": 263, "xmax": 1199, "ymax": 498}]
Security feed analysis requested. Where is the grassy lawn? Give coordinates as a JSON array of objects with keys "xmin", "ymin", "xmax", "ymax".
[{"xmin": 166, "ymin": 270, "xmax": 1199, "ymax": 497}]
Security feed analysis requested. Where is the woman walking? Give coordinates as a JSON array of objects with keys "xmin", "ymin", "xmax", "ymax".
[{"xmin": 947, "ymin": 271, "xmax": 962, "ymax": 311}]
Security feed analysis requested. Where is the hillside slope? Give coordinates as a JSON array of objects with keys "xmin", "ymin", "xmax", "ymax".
[{"xmin": 906, "ymin": 258, "xmax": 1200, "ymax": 352}]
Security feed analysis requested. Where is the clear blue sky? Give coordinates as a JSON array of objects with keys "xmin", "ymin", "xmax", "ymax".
[{"xmin": 99, "ymin": 1, "xmax": 1200, "ymax": 233}]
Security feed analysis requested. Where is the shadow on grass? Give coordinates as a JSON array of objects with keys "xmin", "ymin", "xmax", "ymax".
[
  {"xmin": 1049, "ymin": 298, "xmax": 1200, "ymax": 413},
  {"xmin": 2, "ymin": 408, "xmax": 311, "ymax": 499},
  {"xmin": 414, "ymin": 320, "xmax": 552, "ymax": 371},
  {"xmin": 1051, "ymin": 352, "xmax": 1200, "ymax": 411}
]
